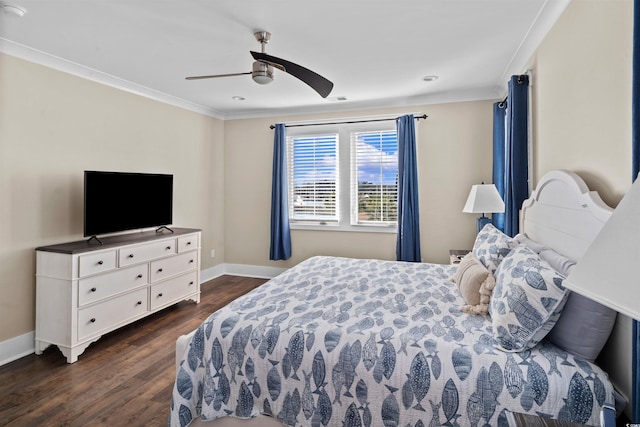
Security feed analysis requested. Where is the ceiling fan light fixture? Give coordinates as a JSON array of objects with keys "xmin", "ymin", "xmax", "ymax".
[{"xmin": 251, "ymin": 61, "xmax": 274, "ymax": 85}]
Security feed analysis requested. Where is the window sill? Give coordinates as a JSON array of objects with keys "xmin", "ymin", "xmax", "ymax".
[{"xmin": 290, "ymin": 222, "xmax": 397, "ymax": 234}]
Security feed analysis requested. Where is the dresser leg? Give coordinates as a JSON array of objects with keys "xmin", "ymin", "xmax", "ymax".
[
  {"xmin": 34, "ymin": 340, "xmax": 51, "ymax": 355},
  {"xmin": 186, "ymin": 293, "xmax": 200, "ymax": 304},
  {"xmin": 58, "ymin": 338, "xmax": 101, "ymax": 363}
]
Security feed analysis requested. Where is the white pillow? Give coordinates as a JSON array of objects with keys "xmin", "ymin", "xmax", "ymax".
[
  {"xmin": 490, "ymin": 246, "xmax": 569, "ymax": 352},
  {"xmin": 472, "ymin": 224, "xmax": 517, "ymax": 275},
  {"xmin": 514, "ymin": 233, "xmax": 547, "ymax": 253}
]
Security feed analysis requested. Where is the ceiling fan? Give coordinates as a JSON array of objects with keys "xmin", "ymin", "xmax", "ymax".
[{"xmin": 185, "ymin": 31, "xmax": 333, "ymax": 98}]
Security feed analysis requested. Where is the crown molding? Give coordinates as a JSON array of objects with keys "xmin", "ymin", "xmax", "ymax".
[{"xmin": 0, "ymin": 37, "xmax": 225, "ymax": 119}]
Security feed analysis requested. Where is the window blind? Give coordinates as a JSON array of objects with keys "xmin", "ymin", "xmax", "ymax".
[
  {"xmin": 351, "ymin": 130, "xmax": 398, "ymax": 225},
  {"xmin": 288, "ymin": 134, "xmax": 339, "ymax": 223}
]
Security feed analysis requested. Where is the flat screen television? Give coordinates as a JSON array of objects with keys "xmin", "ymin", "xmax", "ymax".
[{"xmin": 84, "ymin": 170, "xmax": 173, "ymax": 238}]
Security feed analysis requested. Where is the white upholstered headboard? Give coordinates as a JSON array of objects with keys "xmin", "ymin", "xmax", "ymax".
[{"xmin": 520, "ymin": 169, "xmax": 631, "ymax": 415}]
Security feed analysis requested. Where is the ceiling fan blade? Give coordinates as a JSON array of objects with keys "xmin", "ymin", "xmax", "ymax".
[
  {"xmin": 250, "ymin": 51, "xmax": 333, "ymax": 98},
  {"xmin": 186, "ymin": 72, "xmax": 251, "ymax": 80}
]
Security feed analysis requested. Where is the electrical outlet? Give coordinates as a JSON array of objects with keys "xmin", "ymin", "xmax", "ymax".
[{"xmin": 210, "ymin": 249, "xmax": 216, "ymax": 258}]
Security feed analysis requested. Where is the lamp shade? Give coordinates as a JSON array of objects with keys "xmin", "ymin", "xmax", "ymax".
[
  {"xmin": 563, "ymin": 176, "xmax": 640, "ymax": 321},
  {"xmin": 462, "ymin": 184, "xmax": 505, "ymax": 214}
]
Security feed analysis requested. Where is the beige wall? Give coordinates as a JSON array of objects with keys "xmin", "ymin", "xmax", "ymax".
[
  {"xmin": 532, "ymin": 0, "xmax": 633, "ymax": 206},
  {"xmin": 222, "ymin": 0, "xmax": 637, "ymax": 411},
  {"xmin": 0, "ymin": 53, "xmax": 225, "ymax": 342},
  {"xmin": 530, "ymin": 0, "xmax": 633, "ymax": 412},
  {"xmin": 4, "ymin": 1, "xmax": 634, "ymax": 398},
  {"xmin": 223, "ymin": 102, "xmax": 494, "ymax": 268},
  {"xmin": 0, "ymin": 51, "xmax": 493, "ymax": 350}
]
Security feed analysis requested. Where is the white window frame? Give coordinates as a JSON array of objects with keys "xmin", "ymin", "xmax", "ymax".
[
  {"xmin": 287, "ymin": 132, "xmax": 340, "ymax": 225},
  {"xmin": 287, "ymin": 121, "xmax": 400, "ymax": 233},
  {"xmin": 350, "ymin": 129, "xmax": 399, "ymax": 227}
]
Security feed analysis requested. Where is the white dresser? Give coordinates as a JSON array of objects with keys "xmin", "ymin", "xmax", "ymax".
[{"xmin": 35, "ymin": 228, "xmax": 201, "ymax": 363}]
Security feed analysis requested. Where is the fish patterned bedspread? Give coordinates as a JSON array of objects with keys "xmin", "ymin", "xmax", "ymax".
[{"xmin": 170, "ymin": 256, "xmax": 613, "ymax": 427}]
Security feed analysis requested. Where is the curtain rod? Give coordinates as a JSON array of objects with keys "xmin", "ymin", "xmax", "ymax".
[
  {"xmin": 269, "ymin": 114, "xmax": 427, "ymax": 129},
  {"xmin": 498, "ymin": 73, "xmax": 530, "ymax": 108}
]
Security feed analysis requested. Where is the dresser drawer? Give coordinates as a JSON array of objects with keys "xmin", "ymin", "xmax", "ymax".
[
  {"xmin": 77, "ymin": 288, "xmax": 148, "ymax": 341},
  {"xmin": 150, "ymin": 271, "xmax": 198, "ymax": 310},
  {"xmin": 78, "ymin": 264, "xmax": 148, "ymax": 307},
  {"xmin": 150, "ymin": 250, "xmax": 198, "ymax": 282},
  {"xmin": 119, "ymin": 238, "xmax": 176, "ymax": 267},
  {"xmin": 178, "ymin": 234, "xmax": 199, "ymax": 253},
  {"xmin": 78, "ymin": 250, "xmax": 117, "ymax": 277}
]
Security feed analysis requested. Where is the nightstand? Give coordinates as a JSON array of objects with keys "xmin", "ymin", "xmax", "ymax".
[{"xmin": 449, "ymin": 249, "xmax": 471, "ymax": 265}]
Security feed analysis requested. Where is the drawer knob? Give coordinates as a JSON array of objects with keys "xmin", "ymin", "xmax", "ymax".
[
  {"xmin": 186, "ymin": 241, "xmax": 192, "ymax": 245},
  {"xmin": 189, "ymin": 281, "xmax": 194, "ymax": 285},
  {"xmin": 97, "ymin": 260, "xmax": 104, "ymax": 265},
  {"xmin": 90, "ymin": 318, "xmax": 96, "ymax": 323},
  {"xmin": 136, "ymin": 301, "xmax": 142, "ymax": 306},
  {"xmin": 128, "ymin": 254, "xmax": 134, "ymax": 258},
  {"xmin": 137, "ymin": 274, "xmax": 143, "ymax": 279},
  {"xmin": 157, "ymin": 268, "xmax": 163, "ymax": 273},
  {"xmin": 166, "ymin": 246, "xmax": 171, "ymax": 250},
  {"xmin": 91, "ymin": 287, "xmax": 97, "ymax": 292},
  {"xmin": 158, "ymin": 293, "xmax": 163, "ymax": 297},
  {"xmin": 189, "ymin": 259, "xmax": 194, "ymax": 264}
]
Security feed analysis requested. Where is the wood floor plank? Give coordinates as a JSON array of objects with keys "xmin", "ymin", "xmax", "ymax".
[{"xmin": 0, "ymin": 275, "xmax": 266, "ymax": 427}]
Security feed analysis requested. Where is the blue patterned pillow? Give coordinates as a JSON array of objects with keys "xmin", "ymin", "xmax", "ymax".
[
  {"xmin": 472, "ymin": 223, "xmax": 517, "ymax": 274},
  {"xmin": 490, "ymin": 245, "xmax": 569, "ymax": 352}
]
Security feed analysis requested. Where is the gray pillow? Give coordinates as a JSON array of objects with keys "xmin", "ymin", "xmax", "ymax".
[{"xmin": 540, "ymin": 248, "xmax": 617, "ymax": 362}]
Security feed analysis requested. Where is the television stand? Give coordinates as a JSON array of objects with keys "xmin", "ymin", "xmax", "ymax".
[
  {"xmin": 155, "ymin": 225, "xmax": 174, "ymax": 233},
  {"xmin": 87, "ymin": 235, "xmax": 104, "ymax": 245},
  {"xmin": 35, "ymin": 227, "xmax": 201, "ymax": 363}
]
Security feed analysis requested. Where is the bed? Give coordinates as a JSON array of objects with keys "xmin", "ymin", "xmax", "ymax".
[{"xmin": 170, "ymin": 170, "xmax": 621, "ymax": 427}]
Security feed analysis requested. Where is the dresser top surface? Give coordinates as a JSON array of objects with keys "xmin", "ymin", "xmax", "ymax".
[{"xmin": 36, "ymin": 228, "xmax": 201, "ymax": 254}]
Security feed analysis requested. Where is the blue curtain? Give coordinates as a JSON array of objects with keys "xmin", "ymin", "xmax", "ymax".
[
  {"xmin": 632, "ymin": 0, "xmax": 640, "ymax": 422},
  {"xmin": 269, "ymin": 124, "xmax": 292, "ymax": 261},
  {"xmin": 396, "ymin": 115, "xmax": 421, "ymax": 262},
  {"xmin": 502, "ymin": 75, "xmax": 529, "ymax": 237},
  {"xmin": 492, "ymin": 102, "xmax": 507, "ymax": 232}
]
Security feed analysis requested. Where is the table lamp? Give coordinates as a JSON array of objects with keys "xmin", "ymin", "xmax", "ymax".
[
  {"xmin": 462, "ymin": 183, "xmax": 505, "ymax": 233},
  {"xmin": 563, "ymin": 176, "xmax": 640, "ymax": 323},
  {"xmin": 562, "ymin": 176, "xmax": 640, "ymax": 427}
]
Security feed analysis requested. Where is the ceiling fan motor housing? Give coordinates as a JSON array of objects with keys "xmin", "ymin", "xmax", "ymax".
[
  {"xmin": 252, "ymin": 61, "xmax": 274, "ymax": 84},
  {"xmin": 186, "ymin": 30, "xmax": 332, "ymax": 97}
]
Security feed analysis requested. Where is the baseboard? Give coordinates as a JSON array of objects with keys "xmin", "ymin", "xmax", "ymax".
[
  {"xmin": 200, "ymin": 263, "xmax": 286, "ymax": 281},
  {"xmin": 0, "ymin": 331, "xmax": 35, "ymax": 366},
  {"xmin": 0, "ymin": 263, "xmax": 286, "ymax": 367},
  {"xmin": 222, "ymin": 263, "xmax": 287, "ymax": 279},
  {"xmin": 200, "ymin": 263, "xmax": 226, "ymax": 283}
]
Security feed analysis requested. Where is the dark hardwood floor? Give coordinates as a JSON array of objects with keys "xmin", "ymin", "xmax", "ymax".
[{"xmin": 0, "ymin": 275, "xmax": 266, "ymax": 427}]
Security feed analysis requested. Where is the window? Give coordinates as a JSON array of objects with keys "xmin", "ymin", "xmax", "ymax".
[
  {"xmin": 287, "ymin": 123, "xmax": 399, "ymax": 232},
  {"xmin": 288, "ymin": 134, "xmax": 338, "ymax": 224},
  {"xmin": 351, "ymin": 130, "xmax": 398, "ymax": 225}
]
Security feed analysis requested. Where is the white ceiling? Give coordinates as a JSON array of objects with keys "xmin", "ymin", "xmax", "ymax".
[{"xmin": 0, "ymin": 0, "xmax": 569, "ymax": 120}]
